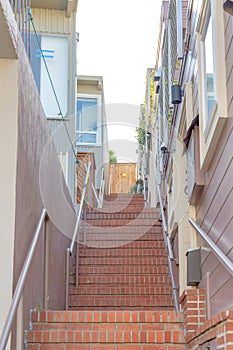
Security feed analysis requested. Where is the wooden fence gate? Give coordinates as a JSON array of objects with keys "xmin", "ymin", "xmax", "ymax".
[{"xmin": 109, "ymin": 163, "xmax": 137, "ymax": 194}]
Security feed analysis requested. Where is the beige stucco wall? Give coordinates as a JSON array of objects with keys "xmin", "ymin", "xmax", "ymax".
[
  {"xmin": 0, "ymin": 59, "xmax": 18, "ymax": 350},
  {"xmin": 169, "ymin": 139, "xmax": 197, "ymax": 295},
  {"xmin": 0, "ymin": 2, "xmax": 77, "ymax": 349}
]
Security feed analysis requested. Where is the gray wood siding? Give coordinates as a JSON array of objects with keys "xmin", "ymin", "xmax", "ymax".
[{"xmin": 170, "ymin": 1, "xmax": 233, "ymax": 317}]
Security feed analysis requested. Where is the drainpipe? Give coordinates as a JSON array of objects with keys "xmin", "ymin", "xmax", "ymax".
[{"xmin": 144, "ymin": 69, "xmax": 151, "ymax": 205}]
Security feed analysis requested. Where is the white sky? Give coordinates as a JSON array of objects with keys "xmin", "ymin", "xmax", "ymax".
[
  {"xmin": 76, "ymin": 0, "xmax": 162, "ymax": 105},
  {"xmin": 76, "ymin": 0, "xmax": 162, "ymax": 161}
]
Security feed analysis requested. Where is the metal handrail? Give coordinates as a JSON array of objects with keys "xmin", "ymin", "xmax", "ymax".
[
  {"xmin": 0, "ymin": 208, "xmax": 47, "ymax": 350},
  {"xmin": 189, "ymin": 217, "xmax": 233, "ymax": 277},
  {"xmin": 65, "ymin": 161, "xmax": 92, "ymax": 309},
  {"xmin": 69, "ymin": 161, "xmax": 91, "ymax": 254},
  {"xmin": 157, "ymin": 184, "xmax": 179, "ymax": 312},
  {"xmin": 84, "ymin": 163, "xmax": 102, "ymax": 208},
  {"xmin": 98, "ymin": 168, "xmax": 105, "ymax": 208}
]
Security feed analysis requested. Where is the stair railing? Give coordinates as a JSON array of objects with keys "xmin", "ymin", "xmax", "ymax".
[
  {"xmin": 0, "ymin": 209, "xmax": 47, "ymax": 350},
  {"xmin": 65, "ymin": 161, "xmax": 92, "ymax": 310},
  {"xmin": 157, "ymin": 184, "xmax": 179, "ymax": 312},
  {"xmin": 189, "ymin": 217, "xmax": 233, "ymax": 277},
  {"xmin": 9, "ymin": 0, "xmax": 31, "ymax": 56},
  {"xmin": 84, "ymin": 163, "xmax": 104, "ymax": 209},
  {"xmin": 98, "ymin": 168, "xmax": 105, "ymax": 208}
]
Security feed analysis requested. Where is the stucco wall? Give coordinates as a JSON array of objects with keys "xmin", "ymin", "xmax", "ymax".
[
  {"xmin": 0, "ymin": 2, "xmax": 76, "ymax": 349},
  {"xmin": 0, "ymin": 59, "xmax": 18, "ymax": 350}
]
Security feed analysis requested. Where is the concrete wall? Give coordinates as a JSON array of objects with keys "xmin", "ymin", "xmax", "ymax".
[
  {"xmin": 0, "ymin": 58, "xmax": 18, "ymax": 350},
  {"xmin": 0, "ymin": 2, "xmax": 76, "ymax": 349}
]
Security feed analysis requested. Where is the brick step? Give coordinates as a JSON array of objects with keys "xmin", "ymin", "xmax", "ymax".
[
  {"xmin": 79, "ymin": 240, "xmax": 165, "ymax": 249},
  {"xmin": 103, "ymin": 198, "xmax": 145, "ymax": 203},
  {"xmin": 85, "ymin": 207, "xmax": 157, "ymax": 214},
  {"xmin": 103, "ymin": 200, "xmax": 145, "ymax": 206},
  {"xmin": 77, "ymin": 265, "xmax": 169, "ymax": 275},
  {"xmin": 78, "ymin": 233, "xmax": 163, "ymax": 244},
  {"xmin": 71, "ymin": 285, "xmax": 172, "ymax": 296},
  {"xmin": 26, "ymin": 328, "xmax": 184, "ymax": 344},
  {"xmin": 104, "ymin": 194, "xmax": 144, "ymax": 198},
  {"xmin": 79, "ymin": 256, "xmax": 168, "ymax": 266},
  {"xmin": 79, "ymin": 248, "xmax": 166, "ymax": 257},
  {"xmin": 26, "ymin": 311, "xmax": 185, "ymax": 349},
  {"xmin": 82, "ymin": 219, "xmax": 160, "ymax": 227},
  {"xmin": 102, "ymin": 202, "xmax": 144, "ymax": 206},
  {"xmin": 79, "ymin": 226, "xmax": 163, "ymax": 235},
  {"xmin": 30, "ymin": 310, "xmax": 183, "ymax": 325},
  {"xmin": 27, "ymin": 344, "xmax": 185, "ymax": 350},
  {"xmin": 77, "ymin": 233, "xmax": 164, "ymax": 244},
  {"xmin": 84, "ymin": 212, "xmax": 159, "ymax": 220},
  {"xmin": 103, "ymin": 199, "xmax": 145, "ymax": 205},
  {"xmin": 69, "ymin": 295, "xmax": 174, "ymax": 308},
  {"xmin": 26, "ymin": 332, "xmax": 184, "ymax": 346},
  {"xmin": 77, "ymin": 240, "xmax": 164, "ymax": 248},
  {"xmin": 78, "ymin": 274, "xmax": 171, "ymax": 285}
]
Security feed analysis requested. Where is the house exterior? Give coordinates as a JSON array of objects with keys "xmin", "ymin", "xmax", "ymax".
[
  {"xmin": 0, "ymin": 1, "xmax": 78, "ymax": 349},
  {"xmin": 76, "ymin": 75, "xmax": 109, "ymax": 196},
  {"xmin": 29, "ymin": 0, "xmax": 79, "ymax": 202},
  {"xmin": 141, "ymin": 0, "xmax": 233, "ymax": 340}
]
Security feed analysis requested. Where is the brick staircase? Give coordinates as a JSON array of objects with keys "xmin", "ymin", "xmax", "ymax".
[{"xmin": 25, "ymin": 193, "xmax": 185, "ymax": 349}]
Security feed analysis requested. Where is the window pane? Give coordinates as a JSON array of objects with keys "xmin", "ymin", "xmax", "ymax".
[
  {"xmin": 77, "ymin": 98, "xmax": 97, "ymax": 131},
  {"xmin": 30, "ymin": 34, "xmax": 68, "ymax": 118},
  {"xmin": 76, "ymin": 133, "xmax": 97, "ymax": 144},
  {"xmin": 204, "ymin": 16, "xmax": 215, "ymax": 117}
]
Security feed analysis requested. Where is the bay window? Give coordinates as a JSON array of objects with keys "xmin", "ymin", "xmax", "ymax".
[{"xmin": 197, "ymin": 0, "xmax": 228, "ymax": 168}]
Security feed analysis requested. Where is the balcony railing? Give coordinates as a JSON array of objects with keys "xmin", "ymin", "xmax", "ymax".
[{"xmin": 9, "ymin": 0, "xmax": 31, "ymax": 55}]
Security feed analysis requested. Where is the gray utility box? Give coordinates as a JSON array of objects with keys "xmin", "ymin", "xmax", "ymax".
[{"xmin": 186, "ymin": 247, "xmax": 201, "ymax": 286}]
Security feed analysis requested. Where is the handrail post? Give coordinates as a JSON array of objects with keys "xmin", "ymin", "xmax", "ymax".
[
  {"xmin": 83, "ymin": 199, "xmax": 87, "ymax": 245},
  {"xmin": 75, "ymin": 242, "xmax": 80, "ymax": 288},
  {"xmin": 43, "ymin": 216, "xmax": 49, "ymax": 310},
  {"xmin": 65, "ymin": 248, "xmax": 70, "ymax": 310}
]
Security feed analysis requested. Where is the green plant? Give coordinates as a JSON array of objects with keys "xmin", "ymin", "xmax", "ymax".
[
  {"xmin": 109, "ymin": 150, "xmax": 117, "ymax": 164},
  {"xmin": 135, "ymin": 126, "xmax": 146, "ymax": 146},
  {"xmin": 34, "ymin": 303, "xmax": 43, "ymax": 311}
]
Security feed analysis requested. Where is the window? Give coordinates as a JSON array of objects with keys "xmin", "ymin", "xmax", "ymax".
[
  {"xmin": 76, "ymin": 96, "xmax": 100, "ymax": 145},
  {"xmin": 203, "ymin": 15, "xmax": 215, "ymax": 120},
  {"xmin": 30, "ymin": 33, "xmax": 68, "ymax": 118},
  {"xmin": 197, "ymin": 0, "xmax": 228, "ymax": 169}
]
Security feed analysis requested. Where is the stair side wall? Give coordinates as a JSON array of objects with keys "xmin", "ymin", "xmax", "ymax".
[{"xmin": 0, "ymin": 2, "xmax": 77, "ymax": 349}]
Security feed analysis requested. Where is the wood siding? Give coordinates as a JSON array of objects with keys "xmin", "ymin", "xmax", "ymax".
[{"xmin": 160, "ymin": 0, "xmax": 233, "ymax": 317}]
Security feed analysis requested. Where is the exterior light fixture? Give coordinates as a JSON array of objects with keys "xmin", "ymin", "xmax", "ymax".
[
  {"xmin": 160, "ymin": 142, "xmax": 168, "ymax": 153},
  {"xmin": 154, "ymin": 67, "xmax": 161, "ymax": 82},
  {"xmin": 223, "ymin": 0, "xmax": 233, "ymax": 15},
  {"xmin": 171, "ymin": 84, "xmax": 184, "ymax": 105}
]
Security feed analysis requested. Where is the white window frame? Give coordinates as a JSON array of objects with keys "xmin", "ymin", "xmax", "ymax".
[
  {"xmin": 31, "ymin": 33, "xmax": 69, "ymax": 119},
  {"xmin": 196, "ymin": 0, "xmax": 228, "ymax": 169},
  {"xmin": 76, "ymin": 93, "xmax": 102, "ymax": 146}
]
